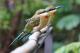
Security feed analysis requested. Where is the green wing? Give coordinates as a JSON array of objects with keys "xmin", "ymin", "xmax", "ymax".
[
  {"xmin": 9, "ymin": 17, "xmax": 40, "ymax": 46},
  {"xmin": 9, "ymin": 32, "xmax": 30, "ymax": 46}
]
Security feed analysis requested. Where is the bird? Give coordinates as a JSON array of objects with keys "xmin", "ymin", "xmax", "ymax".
[
  {"xmin": 46, "ymin": 5, "xmax": 64, "ymax": 25},
  {"xmin": 9, "ymin": 6, "xmax": 63, "ymax": 46},
  {"xmin": 9, "ymin": 9, "xmax": 46, "ymax": 46},
  {"xmin": 33, "ymin": 5, "xmax": 63, "ymax": 32}
]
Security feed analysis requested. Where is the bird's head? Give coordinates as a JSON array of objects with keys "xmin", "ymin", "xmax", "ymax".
[
  {"xmin": 35, "ymin": 9, "xmax": 46, "ymax": 15},
  {"xmin": 45, "ymin": 5, "xmax": 63, "ymax": 16},
  {"xmin": 36, "ymin": 6, "xmax": 64, "ymax": 18},
  {"xmin": 36, "ymin": 9, "xmax": 49, "ymax": 19},
  {"xmin": 33, "ymin": 9, "xmax": 48, "ymax": 19},
  {"xmin": 37, "ymin": 6, "xmax": 57, "ymax": 18}
]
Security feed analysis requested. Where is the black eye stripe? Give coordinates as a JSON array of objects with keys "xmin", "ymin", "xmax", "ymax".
[
  {"xmin": 48, "ymin": 8, "xmax": 55, "ymax": 11},
  {"xmin": 38, "ymin": 6, "xmax": 63, "ymax": 14},
  {"xmin": 39, "ymin": 11, "xmax": 46, "ymax": 14},
  {"xmin": 38, "ymin": 8, "xmax": 56, "ymax": 14}
]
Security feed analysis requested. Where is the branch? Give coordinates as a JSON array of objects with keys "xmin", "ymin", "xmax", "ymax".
[{"xmin": 10, "ymin": 25, "xmax": 52, "ymax": 53}]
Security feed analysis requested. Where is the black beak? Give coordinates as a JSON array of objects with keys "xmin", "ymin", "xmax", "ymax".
[{"xmin": 47, "ymin": 5, "xmax": 64, "ymax": 12}]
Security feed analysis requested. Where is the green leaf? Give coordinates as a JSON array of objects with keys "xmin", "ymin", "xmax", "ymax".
[
  {"xmin": 76, "ymin": 0, "xmax": 80, "ymax": 4},
  {"xmin": 54, "ymin": 42, "xmax": 80, "ymax": 53},
  {"xmin": 56, "ymin": 14, "xmax": 80, "ymax": 30}
]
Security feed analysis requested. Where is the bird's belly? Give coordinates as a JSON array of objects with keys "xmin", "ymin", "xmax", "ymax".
[{"xmin": 39, "ymin": 17, "xmax": 49, "ymax": 29}]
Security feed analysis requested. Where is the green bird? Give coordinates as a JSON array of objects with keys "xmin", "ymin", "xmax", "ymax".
[
  {"xmin": 9, "ymin": 6, "xmax": 63, "ymax": 46},
  {"xmin": 33, "ymin": 6, "xmax": 63, "ymax": 31},
  {"xmin": 9, "ymin": 9, "xmax": 46, "ymax": 46}
]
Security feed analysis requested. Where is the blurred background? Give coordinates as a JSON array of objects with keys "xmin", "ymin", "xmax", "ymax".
[{"xmin": 0, "ymin": 0, "xmax": 80, "ymax": 53}]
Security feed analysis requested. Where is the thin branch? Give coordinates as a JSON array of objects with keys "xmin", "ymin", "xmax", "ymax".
[{"xmin": 10, "ymin": 25, "xmax": 53, "ymax": 53}]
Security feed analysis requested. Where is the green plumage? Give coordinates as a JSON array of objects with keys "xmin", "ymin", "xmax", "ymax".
[
  {"xmin": 10, "ymin": 6, "xmax": 63, "ymax": 46},
  {"xmin": 9, "ymin": 9, "xmax": 45, "ymax": 46}
]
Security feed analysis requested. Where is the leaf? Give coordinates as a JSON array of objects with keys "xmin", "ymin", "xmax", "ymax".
[
  {"xmin": 56, "ymin": 14, "xmax": 80, "ymax": 30},
  {"xmin": 54, "ymin": 42, "xmax": 80, "ymax": 53},
  {"xmin": 76, "ymin": 0, "xmax": 80, "ymax": 4}
]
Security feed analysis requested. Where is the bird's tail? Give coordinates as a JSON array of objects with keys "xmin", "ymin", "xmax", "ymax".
[{"xmin": 9, "ymin": 32, "xmax": 30, "ymax": 47}]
